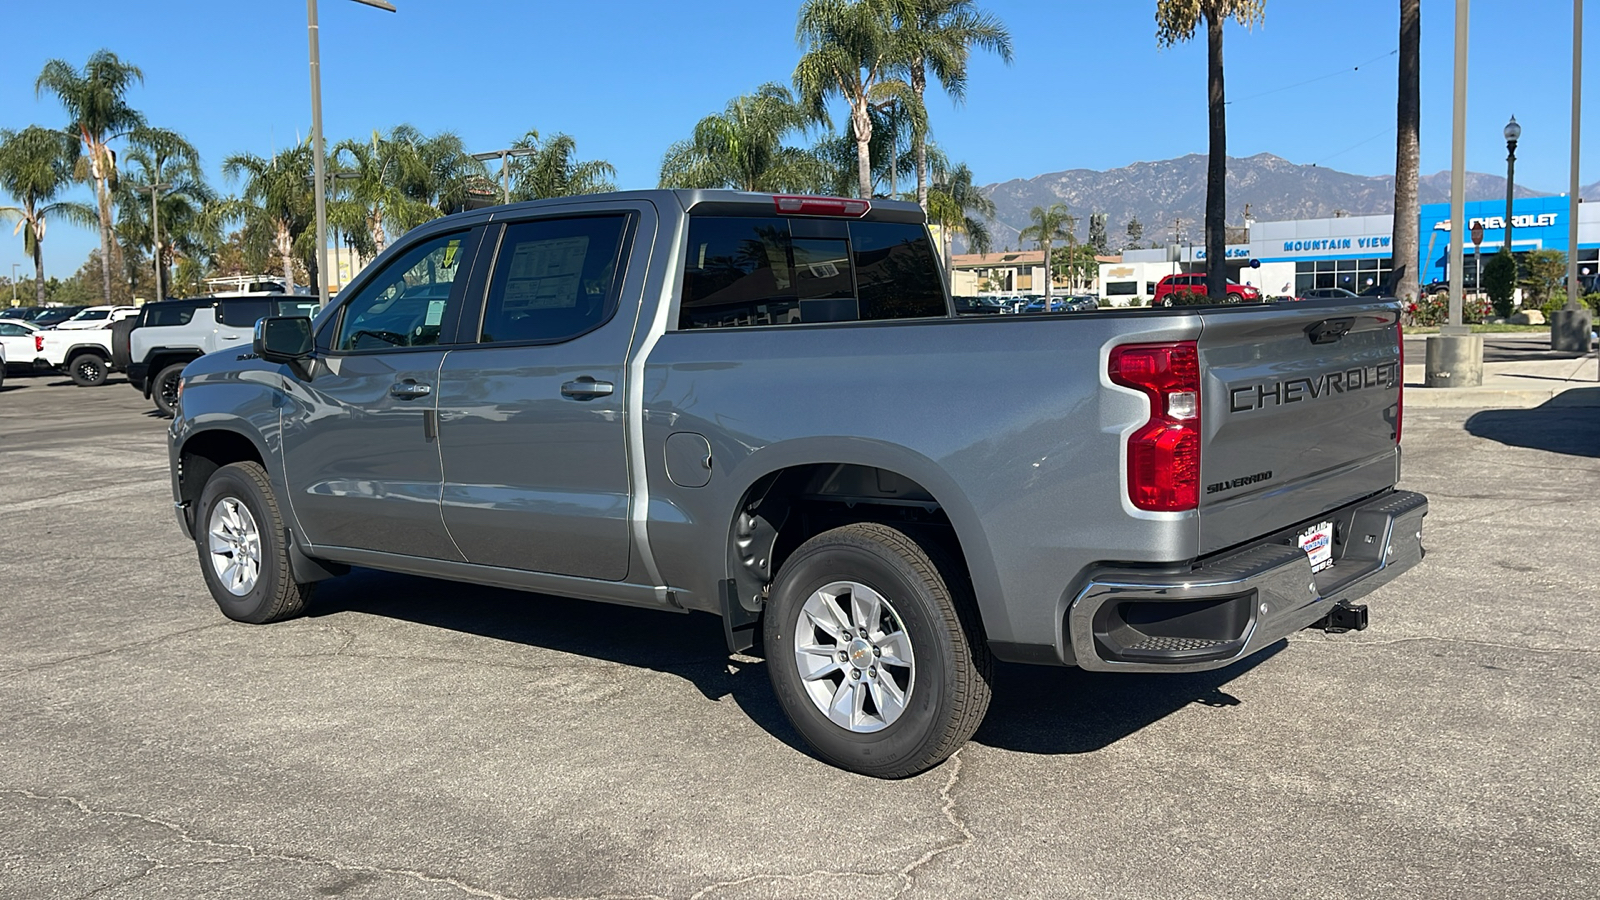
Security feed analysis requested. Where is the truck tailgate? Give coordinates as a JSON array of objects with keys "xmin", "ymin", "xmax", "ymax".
[{"xmin": 1196, "ymin": 301, "xmax": 1401, "ymax": 555}]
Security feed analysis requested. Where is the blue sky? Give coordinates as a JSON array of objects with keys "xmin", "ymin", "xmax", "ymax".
[{"xmin": 2, "ymin": 0, "xmax": 1594, "ymax": 283}]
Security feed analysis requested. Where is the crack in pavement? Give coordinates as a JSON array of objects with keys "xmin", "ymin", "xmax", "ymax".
[
  {"xmin": 686, "ymin": 752, "xmax": 973, "ymax": 900},
  {"xmin": 0, "ymin": 623, "xmax": 229, "ymax": 680},
  {"xmin": 3, "ymin": 788, "xmax": 668, "ymax": 900}
]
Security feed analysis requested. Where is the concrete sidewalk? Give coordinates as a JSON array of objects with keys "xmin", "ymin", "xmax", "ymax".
[{"xmin": 1404, "ymin": 352, "xmax": 1600, "ymax": 408}]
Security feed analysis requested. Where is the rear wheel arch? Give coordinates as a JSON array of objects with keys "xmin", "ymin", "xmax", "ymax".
[{"xmin": 721, "ymin": 456, "xmax": 1003, "ymax": 646}]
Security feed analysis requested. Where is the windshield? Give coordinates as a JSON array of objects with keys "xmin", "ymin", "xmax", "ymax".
[{"xmin": 69, "ymin": 309, "xmax": 110, "ymax": 322}]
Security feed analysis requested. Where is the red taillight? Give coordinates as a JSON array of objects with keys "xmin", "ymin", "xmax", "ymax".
[
  {"xmin": 773, "ymin": 195, "xmax": 871, "ymax": 218},
  {"xmin": 1109, "ymin": 341, "xmax": 1201, "ymax": 512},
  {"xmin": 1395, "ymin": 324, "xmax": 1404, "ymax": 444},
  {"xmin": 35, "ymin": 335, "xmax": 45, "ymax": 352}
]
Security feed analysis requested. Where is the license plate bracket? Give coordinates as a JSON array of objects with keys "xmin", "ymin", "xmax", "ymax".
[{"xmin": 1298, "ymin": 520, "xmax": 1335, "ymax": 573}]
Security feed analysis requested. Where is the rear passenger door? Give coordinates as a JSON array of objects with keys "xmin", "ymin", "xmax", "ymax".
[{"xmin": 434, "ymin": 205, "xmax": 653, "ymax": 580}]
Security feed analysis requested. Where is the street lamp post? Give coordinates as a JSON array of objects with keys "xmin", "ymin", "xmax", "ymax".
[
  {"xmin": 1425, "ymin": 0, "xmax": 1484, "ymax": 387},
  {"xmin": 10, "ymin": 263, "xmax": 17, "ymax": 305},
  {"xmin": 471, "ymin": 148, "xmax": 537, "ymax": 205},
  {"xmin": 308, "ymin": 0, "xmax": 396, "ymax": 309},
  {"xmin": 131, "ymin": 182, "xmax": 172, "ymax": 302},
  {"xmin": 1503, "ymin": 116, "xmax": 1520, "ymax": 269}
]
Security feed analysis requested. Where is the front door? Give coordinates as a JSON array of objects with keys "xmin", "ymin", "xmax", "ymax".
[
  {"xmin": 281, "ymin": 227, "xmax": 482, "ymax": 559},
  {"xmin": 435, "ymin": 211, "xmax": 646, "ymax": 580}
]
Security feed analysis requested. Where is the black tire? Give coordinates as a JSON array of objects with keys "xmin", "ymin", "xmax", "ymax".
[
  {"xmin": 763, "ymin": 522, "xmax": 993, "ymax": 778},
  {"xmin": 194, "ymin": 461, "xmax": 313, "ymax": 624},
  {"xmin": 152, "ymin": 362, "xmax": 186, "ymax": 417},
  {"xmin": 69, "ymin": 353, "xmax": 108, "ymax": 387}
]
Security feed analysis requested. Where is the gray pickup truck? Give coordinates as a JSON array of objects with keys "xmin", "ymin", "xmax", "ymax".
[{"xmin": 168, "ymin": 190, "xmax": 1427, "ymax": 777}]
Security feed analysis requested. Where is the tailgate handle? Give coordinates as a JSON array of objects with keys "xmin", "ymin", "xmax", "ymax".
[{"xmin": 1306, "ymin": 317, "xmax": 1355, "ymax": 344}]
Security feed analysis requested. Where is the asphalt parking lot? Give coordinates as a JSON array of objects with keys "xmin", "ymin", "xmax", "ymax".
[{"xmin": 2, "ymin": 372, "xmax": 1598, "ymax": 900}]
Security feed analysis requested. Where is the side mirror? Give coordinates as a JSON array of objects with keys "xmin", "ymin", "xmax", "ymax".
[{"xmin": 254, "ymin": 316, "xmax": 314, "ymax": 363}]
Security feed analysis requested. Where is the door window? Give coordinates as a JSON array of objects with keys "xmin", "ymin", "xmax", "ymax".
[
  {"xmin": 0, "ymin": 323, "xmax": 27, "ymax": 336},
  {"xmin": 217, "ymin": 299, "xmax": 272, "ymax": 328},
  {"xmin": 335, "ymin": 231, "xmax": 473, "ymax": 351},
  {"xmin": 478, "ymin": 216, "xmax": 630, "ymax": 344}
]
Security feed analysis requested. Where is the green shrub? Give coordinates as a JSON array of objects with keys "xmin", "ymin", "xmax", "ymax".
[{"xmin": 1482, "ymin": 249, "xmax": 1518, "ymax": 318}]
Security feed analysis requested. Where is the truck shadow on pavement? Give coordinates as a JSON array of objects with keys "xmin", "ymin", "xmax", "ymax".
[
  {"xmin": 1464, "ymin": 387, "xmax": 1600, "ymax": 458},
  {"xmin": 309, "ymin": 568, "xmax": 1283, "ymax": 759}
]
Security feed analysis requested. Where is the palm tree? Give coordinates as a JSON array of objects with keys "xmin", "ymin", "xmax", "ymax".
[
  {"xmin": 794, "ymin": 0, "xmax": 916, "ymax": 198},
  {"xmin": 115, "ymin": 128, "xmax": 218, "ymax": 298},
  {"xmin": 894, "ymin": 0, "xmax": 1012, "ymax": 211},
  {"xmin": 35, "ymin": 50, "xmax": 146, "ymax": 303},
  {"xmin": 811, "ymin": 102, "xmax": 918, "ymax": 197},
  {"xmin": 1390, "ymin": 0, "xmax": 1420, "ymax": 303},
  {"xmin": 222, "ymin": 142, "xmax": 316, "ymax": 292},
  {"xmin": 0, "ymin": 126, "xmax": 96, "ymax": 304},
  {"xmin": 394, "ymin": 125, "xmax": 488, "ymax": 216},
  {"xmin": 925, "ymin": 160, "xmax": 994, "ymax": 268},
  {"xmin": 1156, "ymin": 0, "xmax": 1265, "ymax": 301},
  {"xmin": 1018, "ymin": 203, "xmax": 1072, "ymax": 303},
  {"xmin": 506, "ymin": 130, "xmax": 617, "ymax": 201},
  {"xmin": 659, "ymin": 83, "xmax": 828, "ymax": 192},
  {"xmin": 334, "ymin": 128, "xmax": 441, "ymax": 257}
]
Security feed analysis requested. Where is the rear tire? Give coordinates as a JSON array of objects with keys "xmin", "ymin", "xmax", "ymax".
[
  {"xmin": 194, "ymin": 461, "xmax": 313, "ymax": 624},
  {"xmin": 152, "ymin": 362, "xmax": 186, "ymax": 417},
  {"xmin": 763, "ymin": 522, "xmax": 992, "ymax": 778},
  {"xmin": 69, "ymin": 353, "xmax": 108, "ymax": 387}
]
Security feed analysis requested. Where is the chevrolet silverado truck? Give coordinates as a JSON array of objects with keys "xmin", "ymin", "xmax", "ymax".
[{"xmin": 167, "ymin": 190, "xmax": 1427, "ymax": 777}]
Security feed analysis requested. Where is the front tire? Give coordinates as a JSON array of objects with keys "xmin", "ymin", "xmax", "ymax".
[
  {"xmin": 69, "ymin": 353, "xmax": 108, "ymax": 387},
  {"xmin": 152, "ymin": 362, "xmax": 186, "ymax": 417},
  {"xmin": 194, "ymin": 461, "xmax": 313, "ymax": 624},
  {"xmin": 763, "ymin": 522, "xmax": 992, "ymax": 778}
]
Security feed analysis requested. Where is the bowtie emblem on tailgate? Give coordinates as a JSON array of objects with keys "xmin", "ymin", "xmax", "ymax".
[{"xmin": 1305, "ymin": 317, "xmax": 1355, "ymax": 344}]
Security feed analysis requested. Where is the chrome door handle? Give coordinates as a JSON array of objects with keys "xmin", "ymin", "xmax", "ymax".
[
  {"xmin": 560, "ymin": 377, "xmax": 614, "ymax": 400},
  {"xmin": 390, "ymin": 379, "xmax": 433, "ymax": 400}
]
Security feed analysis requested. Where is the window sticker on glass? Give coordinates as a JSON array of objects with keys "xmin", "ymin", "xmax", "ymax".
[
  {"xmin": 502, "ymin": 236, "xmax": 590, "ymax": 310},
  {"xmin": 441, "ymin": 238, "xmax": 461, "ymax": 270},
  {"xmin": 424, "ymin": 300, "xmax": 446, "ymax": 327}
]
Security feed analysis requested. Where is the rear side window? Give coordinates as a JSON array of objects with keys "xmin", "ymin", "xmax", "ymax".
[
  {"xmin": 678, "ymin": 216, "xmax": 946, "ymax": 329},
  {"xmin": 217, "ymin": 300, "xmax": 272, "ymax": 328},
  {"xmin": 142, "ymin": 303, "xmax": 201, "ymax": 327},
  {"xmin": 479, "ymin": 215, "xmax": 630, "ymax": 344}
]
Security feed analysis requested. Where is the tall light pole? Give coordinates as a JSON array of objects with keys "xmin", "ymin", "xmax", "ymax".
[
  {"xmin": 309, "ymin": 0, "xmax": 396, "ymax": 308},
  {"xmin": 131, "ymin": 182, "xmax": 172, "ymax": 302},
  {"xmin": 1503, "ymin": 116, "xmax": 1520, "ymax": 262},
  {"xmin": 471, "ymin": 148, "xmax": 537, "ymax": 205},
  {"xmin": 1426, "ymin": 0, "xmax": 1484, "ymax": 387},
  {"xmin": 1553, "ymin": 0, "xmax": 1592, "ymax": 353}
]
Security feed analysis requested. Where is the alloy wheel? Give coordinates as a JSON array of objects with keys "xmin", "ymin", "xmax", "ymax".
[
  {"xmin": 793, "ymin": 580, "xmax": 916, "ymax": 733},
  {"xmin": 207, "ymin": 497, "xmax": 262, "ymax": 596}
]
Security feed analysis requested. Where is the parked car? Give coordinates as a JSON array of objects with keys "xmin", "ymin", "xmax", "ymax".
[
  {"xmin": 26, "ymin": 306, "xmax": 87, "ymax": 328},
  {"xmin": 1297, "ymin": 287, "xmax": 1361, "ymax": 302},
  {"xmin": 1152, "ymin": 274, "xmax": 1262, "ymax": 306},
  {"xmin": 51, "ymin": 305, "xmax": 138, "ymax": 330},
  {"xmin": 953, "ymin": 296, "xmax": 1008, "ymax": 315},
  {"xmin": 0, "ymin": 319, "xmax": 44, "ymax": 371},
  {"xmin": 1, "ymin": 307, "xmax": 36, "ymax": 320},
  {"xmin": 120, "ymin": 293, "xmax": 322, "ymax": 415},
  {"xmin": 0, "ymin": 340, "xmax": 6, "ymax": 389},
  {"xmin": 37, "ymin": 322, "xmax": 118, "ymax": 385}
]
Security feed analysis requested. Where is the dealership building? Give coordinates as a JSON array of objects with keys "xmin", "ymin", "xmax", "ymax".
[{"xmin": 1097, "ymin": 196, "xmax": 1600, "ymax": 305}]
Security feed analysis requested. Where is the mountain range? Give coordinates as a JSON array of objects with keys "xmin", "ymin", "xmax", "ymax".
[{"xmin": 978, "ymin": 153, "xmax": 1586, "ymax": 252}]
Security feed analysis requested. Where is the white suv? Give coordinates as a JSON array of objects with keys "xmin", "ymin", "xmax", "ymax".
[{"xmin": 122, "ymin": 293, "xmax": 320, "ymax": 415}]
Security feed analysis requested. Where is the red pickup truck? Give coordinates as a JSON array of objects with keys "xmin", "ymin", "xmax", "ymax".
[{"xmin": 1153, "ymin": 273, "xmax": 1261, "ymax": 305}]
